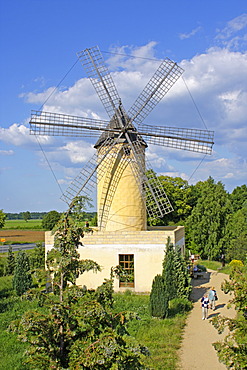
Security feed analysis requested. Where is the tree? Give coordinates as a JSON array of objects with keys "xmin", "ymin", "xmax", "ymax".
[
  {"xmin": 13, "ymin": 201, "xmax": 148, "ymax": 369},
  {"xmin": 211, "ymin": 265, "xmax": 247, "ymax": 369},
  {"xmin": 0, "ymin": 209, "xmax": 6, "ymax": 228},
  {"xmin": 162, "ymin": 239, "xmax": 177, "ymax": 301},
  {"xmin": 6, "ymin": 245, "xmax": 15, "ymax": 275},
  {"xmin": 150, "ymin": 274, "xmax": 168, "ymax": 318},
  {"xmin": 224, "ymin": 206, "xmax": 247, "ymax": 262},
  {"xmin": 146, "ymin": 174, "xmax": 194, "ymax": 226},
  {"xmin": 42, "ymin": 210, "xmax": 61, "ymax": 230},
  {"xmin": 230, "ymin": 185, "xmax": 247, "ymax": 213},
  {"xmin": 162, "ymin": 238, "xmax": 191, "ymax": 301},
  {"xmin": 186, "ymin": 177, "xmax": 231, "ymax": 260},
  {"xmin": 13, "ymin": 250, "xmax": 32, "ymax": 296},
  {"xmin": 22, "ymin": 211, "xmax": 31, "ymax": 222}
]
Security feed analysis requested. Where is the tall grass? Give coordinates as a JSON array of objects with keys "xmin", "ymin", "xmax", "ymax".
[{"xmin": 113, "ymin": 291, "xmax": 189, "ymax": 369}]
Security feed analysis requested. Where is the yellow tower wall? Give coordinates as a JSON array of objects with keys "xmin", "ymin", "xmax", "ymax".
[{"xmin": 97, "ymin": 143, "xmax": 147, "ymax": 232}]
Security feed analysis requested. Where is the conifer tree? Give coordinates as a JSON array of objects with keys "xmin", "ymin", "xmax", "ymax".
[
  {"xmin": 162, "ymin": 238, "xmax": 177, "ymax": 301},
  {"xmin": 150, "ymin": 274, "xmax": 168, "ymax": 318},
  {"xmin": 6, "ymin": 245, "xmax": 15, "ymax": 275},
  {"xmin": 13, "ymin": 250, "xmax": 32, "ymax": 295}
]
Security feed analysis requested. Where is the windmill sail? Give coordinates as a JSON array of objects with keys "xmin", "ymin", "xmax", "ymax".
[{"xmin": 30, "ymin": 45, "xmax": 215, "ymax": 231}]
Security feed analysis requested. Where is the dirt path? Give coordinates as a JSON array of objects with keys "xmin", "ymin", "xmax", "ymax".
[{"xmin": 179, "ymin": 270, "xmax": 235, "ymax": 369}]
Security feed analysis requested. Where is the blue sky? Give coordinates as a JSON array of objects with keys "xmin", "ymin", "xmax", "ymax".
[{"xmin": 0, "ymin": 0, "xmax": 247, "ymax": 213}]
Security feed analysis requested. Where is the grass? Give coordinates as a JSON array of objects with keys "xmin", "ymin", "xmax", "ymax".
[
  {"xmin": 4, "ymin": 219, "xmax": 43, "ymax": 230},
  {"xmin": 113, "ymin": 291, "xmax": 188, "ymax": 369},
  {"xmin": 197, "ymin": 260, "xmax": 231, "ymax": 274},
  {"xmin": 0, "ymin": 279, "xmax": 189, "ymax": 369},
  {"xmin": 0, "ymin": 276, "xmax": 30, "ymax": 370}
]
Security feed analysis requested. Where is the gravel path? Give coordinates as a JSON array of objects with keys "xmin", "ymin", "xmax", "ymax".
[{"xmin": 179, "ymin": 269, "xmax": 235, "ymax": 370}]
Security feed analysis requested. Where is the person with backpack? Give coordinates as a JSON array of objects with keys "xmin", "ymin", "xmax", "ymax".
[
  {"xmin": 201, "ymin": 293, "xmax": 209, "ymax": 320},
  {"xmin": 208, "ymin": 286, "xmax": 217, "ymax": 310}
]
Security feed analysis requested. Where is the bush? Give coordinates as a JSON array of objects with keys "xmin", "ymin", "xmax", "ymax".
[
  {"xmin": 228, "ymin": 259, "xmax": 244, "ymax": 268},
  {"xmin": 150, "ymin": 274, "xmax": 168, "ymax": 318},
  {"xmin": 169, "ymin": 297, "xmax": 193, "ymax": 317}
]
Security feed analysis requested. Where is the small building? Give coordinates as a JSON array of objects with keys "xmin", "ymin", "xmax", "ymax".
[{"xmin": 45, "ymin": 225, "xmax": 185, "ymax": 293}]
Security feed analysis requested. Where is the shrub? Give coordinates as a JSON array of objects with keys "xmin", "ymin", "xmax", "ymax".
[
  {"xmin": 228, "ymin": 259, "xmax": 244, "ymax": 268},
  {"xmin": 169, "ymin": 298, "xmax": 193, "ymax": 317},
  {"xmin": 150, "ymin": 274, "xmax": 168, "ymax": 318}
]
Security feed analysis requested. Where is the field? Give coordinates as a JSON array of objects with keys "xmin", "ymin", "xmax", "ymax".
[
  {"xmin": 0, "ymin": 230, "xmax": 45, "ymax": 243},
  {"xmin": 4, "ymin": 219, "xmax": 42, "ymax": 229}
]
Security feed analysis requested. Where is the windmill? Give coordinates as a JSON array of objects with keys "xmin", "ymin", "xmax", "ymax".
[{"xmin": 30, "ymin": 46, "xmax": 214, "ymax": 232}]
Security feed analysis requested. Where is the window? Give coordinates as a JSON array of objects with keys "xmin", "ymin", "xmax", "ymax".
[{"xmin": 119, "ymin": 254, "xmax": 134, "ymax": 287}]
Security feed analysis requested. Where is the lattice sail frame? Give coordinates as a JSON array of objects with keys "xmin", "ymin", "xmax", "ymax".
[{"xmin": 30, "ymin": 45, "xmax": 214, "ymax": 227}]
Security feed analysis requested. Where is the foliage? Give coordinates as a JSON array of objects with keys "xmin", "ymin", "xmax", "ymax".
[
  {"xmin": 69, "ymin": 195, "xmax": 93, "ymax": 228},
  {"xmin": 229, "ymin": 185, "xmax": 247, "ymax": 213},
  {"xmin": 211, "ymin": 266, "xmax": 247, "ymax": 369},
  {"xmin": 162, "ymin": 238, "xmax": 191, "ymax": 301},
  {"xmin": 168, "ymin": 297, "xmax": 193, "ymax": 316},
  {"xmin": 0, "ymin": 209, "xmax": 6, "ymax": 229},
  {"xmin": 0, "ymin": 257, "xmax": 6, "ymax": 277},
  {"xmin": 0, "ymin": 277, "xmax": 188, "ymax": 370},
  {"xmin": 22, "ymin": 211, "xmax": 31, "ymax": 222},
  {"xmin": 29, "ymin": 242, "xmax": 45, "ymax": 270},
  {"xmin": 6, "ymin": 246, "xmax": 15, "ymax": 275},
  {"xmin": 11, "ymin": 200, "xmax": 148, "ymax": 369},
  {"xmin": 150, "ymin": 274, "xmax": 168, "ymax": 318},
  {"xmin": 147, "ymin": 174, "xmax": 194, "ymax": 225},
  {"xmin": 223, "ymin": 206, "xmax": 247, "ymax": 262},
  {"xmin": 186, "ymin": 177, "xmax": 231, "ymax": 260},
  {"xmin": 91, "ymin": 213, "xmax": 98, "ymax": 226},
  {"xmin": 42, "ymin": 210, "xmax": 61, "ymax": 230},
  {"xmin": 228, "ymin": 259, "xmax": 244, "ymax": 268},
  {"xmin": 12, "ymin": 250, "xmax": 32, "ymax": 296}
]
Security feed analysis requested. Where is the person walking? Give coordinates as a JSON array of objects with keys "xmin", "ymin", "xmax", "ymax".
[
  {"xmin": 208, "ymin": 287, "xmax": 217, "ymax": 310},
  {"xmin": 201, "ymin": 293, "xmax": 209, "ymax": 320}
]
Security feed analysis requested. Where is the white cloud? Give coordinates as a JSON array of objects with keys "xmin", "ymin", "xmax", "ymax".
[
  {"xmin": 0, "ymin": 149, "xmax": 14, "ymax": 156},
  {"xmin": 179, "ymin": 26, "xmax": 202, "ymax": 40},
  {"xmin": 215, "ymin": 14, "xmax": 247, "ymax": 50},
  {"xmin": 216, "ymin": 14, "xmax": 247, "ymax": 39},
  {"xmin": 61, "ymin": 141, "xmax": 95, "ymax": 164},
  {"xmin": 0, "ymin": 124, "xmax": 52, "ymax": 146}
]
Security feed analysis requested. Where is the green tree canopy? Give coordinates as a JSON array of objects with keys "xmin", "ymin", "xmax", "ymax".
[
  {"xmin": 22, "ymin": 211, "xmax": 31, "ymax": 222},
  {"xmin": 42, "ymin": 210, "xmax": 61, "ymax": 230},
  {"xmin": 0, "ymin": 209, "xmax": 6, "ymax": 228},
  {"xmin": 223, "ymin": 206, "xmax": 247, "ymax": 262},
  {"xmin": 186, "ymin": 177, "xmax": 231, "ymax": 260},
  {"xmin": 147, "ymin": 175, "xmax": 194, "ymax": 226},
  {"xmin": 230, "ymin": 184, "xmax": 247, "ymax": 213}
]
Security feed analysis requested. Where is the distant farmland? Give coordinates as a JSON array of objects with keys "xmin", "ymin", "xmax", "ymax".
[
  {"xmin": 0, "ymin": 230, "xmax": 45, "ymax": 243},
  {"xmin": 3, "ymin": 219, "xmax": 43, "ymax": 230}
]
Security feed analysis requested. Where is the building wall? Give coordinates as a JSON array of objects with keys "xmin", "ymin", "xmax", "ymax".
[{"xmin": 45, "ymin": 226, "xmax": 185, "ymax": 293}]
